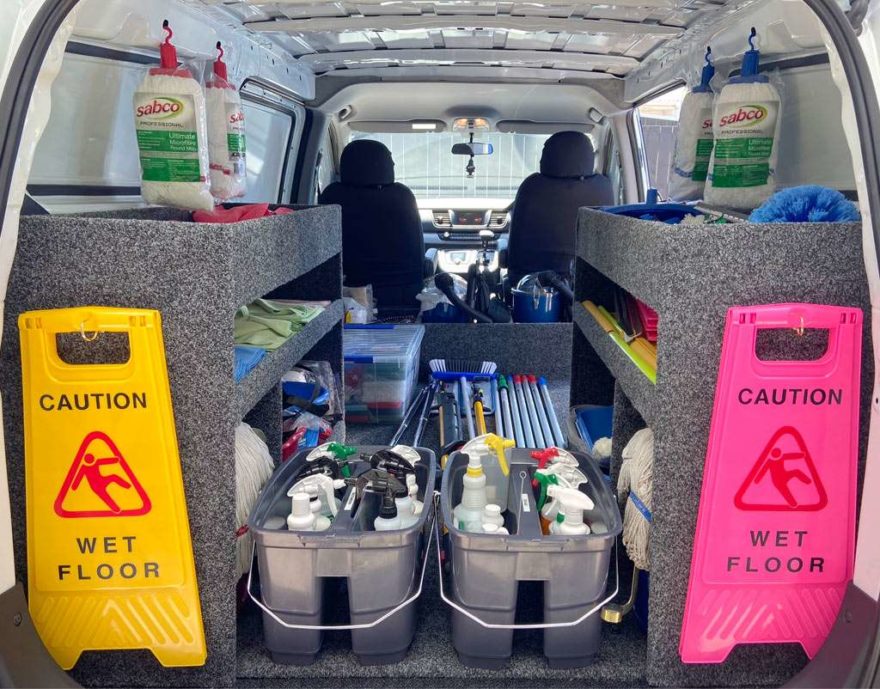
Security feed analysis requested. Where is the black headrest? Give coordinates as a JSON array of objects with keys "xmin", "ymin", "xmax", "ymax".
[
  {"xmin": 540, "ymin": 131, "xmax": 595, "ymax": 179},
  {"xmin": 340, "ymin": 140, "xmax": 395, "ymax": 187}
]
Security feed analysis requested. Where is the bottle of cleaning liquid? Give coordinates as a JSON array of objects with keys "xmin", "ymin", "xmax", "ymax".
[
  {"xmin": 547, "ymin": 486, "xmax": 594, "ymax": 535},
  {"xmin": 394, "ymin": 489, "xmax": 419, "ymax": 528},
  {"xmin": 133, "ymin": 21, "xmax": 213, "ymax": 211},
  {"xmin": 453, "ymin": 452, "xmax": 489, "ymax": 532},
  {"xmin": 299, "ymin": 486, "xmax": 332, "ymax": 531},
  {"xmin": 482, "ymin": 523, "xmax": 510, "ymax": 536},
  {"xmin": 669, "ymin": 47, "xmax": 715, "ymax": 201},
  {"xmin": 374, "ymin": 487, "xmax": 402, "ymax": 531},
  {"xmin": 287, "ymin": 492, "xmax": 316, "ymax": 531},
  {"xmin": 705, "ymin": 28, "xmax": 782, "ymax": 210},
  {"xmin": 481, "ymin": 504, "xmax": 505, "ymax": 529},
  {"xmin": 459, "ymin": 433, "xmax": 513, "ymax": 506},
  {"xmin": 406, "ymin": 473, "xmax": 423, "ymax": 517}
]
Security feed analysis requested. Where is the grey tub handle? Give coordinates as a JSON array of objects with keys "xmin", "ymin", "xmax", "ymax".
[
  {"xmin": 435, "ymin": 494, "xmax": 620, "ymax": 630},
  {"xmin": 246, "ymin": 505, "xmax": 435, "ymax": 631}
]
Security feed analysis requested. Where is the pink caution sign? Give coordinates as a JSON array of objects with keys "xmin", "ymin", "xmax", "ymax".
[{"xmin": 680, "ymin": 304, "xmax": 861, "ymax": 664}]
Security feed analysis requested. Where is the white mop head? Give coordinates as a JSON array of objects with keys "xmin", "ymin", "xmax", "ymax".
[
  {"xmin": 618, "ymin": 428, "xmax": 654, "ymax": 571},
  {"xmin": 235, "ymin": 422, "xmax": 275, "ymax": 579}
]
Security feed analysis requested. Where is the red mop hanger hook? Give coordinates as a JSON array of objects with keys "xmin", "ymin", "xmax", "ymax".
[
  {"xmin": 162, "ymin": 19, "xmax": 173, "ymax": 44},
  {"xmin": 216, "ymin": 41, "xmax": 224, "ymax": 60}
]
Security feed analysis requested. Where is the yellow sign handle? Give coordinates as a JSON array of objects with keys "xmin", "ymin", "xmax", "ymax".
[{"xmin": 19, "ymin": 307, "xmax": 160, "ymax": 382}]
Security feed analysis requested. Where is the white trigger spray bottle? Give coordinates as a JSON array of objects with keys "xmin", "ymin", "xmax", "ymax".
[
  {"xmin": 288, "ymin": 492, "xmax": 317, "ymax": 531},
  {"xmin": 406, "ymin": 474, "xmax": 423, "ymax": 517},
  {"xmin": 547, "ymin": 486, "xmax": 594, "ymax": 535},
  {"xmin": 453, "ymin": 452, "xmax": 489, "ymax": 532}
]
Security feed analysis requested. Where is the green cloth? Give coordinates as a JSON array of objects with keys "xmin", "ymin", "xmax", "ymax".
[{"xmin": 234, "ymin": 299, "xmax": 325, "ymax": 350}]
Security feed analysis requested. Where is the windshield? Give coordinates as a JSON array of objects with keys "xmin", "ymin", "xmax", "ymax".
[{"xmin": 349, "ymin": 131, "xmax": 552, "ymax": 201}]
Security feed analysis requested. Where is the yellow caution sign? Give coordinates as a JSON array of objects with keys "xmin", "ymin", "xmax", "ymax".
[{"xmin": 19, "ymin": 307, "xmax": 206, "ymax": 669}]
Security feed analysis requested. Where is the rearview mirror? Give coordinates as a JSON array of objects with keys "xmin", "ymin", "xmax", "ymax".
[{"xmin": 451, "ymin": 142, "xmax": 494, "ymax": 156}]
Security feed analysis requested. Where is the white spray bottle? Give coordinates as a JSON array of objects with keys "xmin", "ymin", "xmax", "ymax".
[
  {"xmin": 406, "ymin": 474, "xmax": 423, "ymax": 517},
  {"xmin": 453, "ymin": 452, "xmax": 489, "ymax": 532},
  {"xmin": 287, "ymin": 492, "xmax": 317, "ymax": 531},
  {"xmin": 481, "ymin": 504, "xmax": 505, "ymax": 529},
  {"xmin": 288, "ymin": 474, "xmax": 343, "ymax": 519},
  {"xmin": 482, "ymin": 523, "xmax": 510, "ymax": 536},
  {"xmin": 547, "ymin": 486, "xmax": 594, "ymax": 535}
]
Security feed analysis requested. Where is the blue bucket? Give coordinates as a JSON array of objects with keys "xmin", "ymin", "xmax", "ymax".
[{"xmin": 512, "ymin": 286, "xmax": 561, "ymax": 322}]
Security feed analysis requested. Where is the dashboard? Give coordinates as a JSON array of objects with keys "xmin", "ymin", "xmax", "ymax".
[{"xmin": 419, "ymin": 203, "xmax": 511, "ymax": 274}]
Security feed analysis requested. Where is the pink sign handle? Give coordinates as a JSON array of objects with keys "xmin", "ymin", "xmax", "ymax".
[{"xmin": 680, "ymin": 303, "xmax": 862, "ymax": 664}]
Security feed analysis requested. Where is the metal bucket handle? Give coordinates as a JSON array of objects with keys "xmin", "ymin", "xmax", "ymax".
[
  {"xmin": 435, "ymin": 493, "xmax": 620, "ymax": 630},
  {"xmin": 246, "ymin": 504, "xmax": 435, "ymax": 631}
]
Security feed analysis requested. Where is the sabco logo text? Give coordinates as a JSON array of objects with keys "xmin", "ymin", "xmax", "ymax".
[
  {"xmin": 136, "ymin": 97, "xmax": 185, "ymax": 121},
  {"xmin": 719, "ymin": 105, "xmax": 767, "ymax": 127}
]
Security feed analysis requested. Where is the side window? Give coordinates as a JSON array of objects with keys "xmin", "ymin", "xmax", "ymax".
[
  {"xmin": 238, "ymin": 99, "xmax": 298, "ymax": 204},
  {"xmin": 316, "ymin": 127, "xmax": 336, "ymax": 196},
  {"xmin": 636, "ymin": 86, "xmax": 687, "ymax": 200}
]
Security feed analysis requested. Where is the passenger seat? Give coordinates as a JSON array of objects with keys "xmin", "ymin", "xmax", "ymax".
[
  {"xmin": 319, "ymin": 140, "xmax": 425, "ymax": 313},
  {"xmin": 506, "ymin": 131, "xmax": 614, "ymax": 287}
]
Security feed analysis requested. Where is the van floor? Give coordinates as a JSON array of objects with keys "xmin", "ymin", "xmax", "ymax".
[{"xmin": 236, "ymin": 380, "xmax": 649, "ymax": 688}]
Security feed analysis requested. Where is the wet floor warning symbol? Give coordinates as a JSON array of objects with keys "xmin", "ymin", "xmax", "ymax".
[
  {"xmin": 735, "ymin": 426, "xmax": 828, "ymax": 511},
  {"xmin": 54, "ymin": 431, "xmax": 151, "ymax": 518}
]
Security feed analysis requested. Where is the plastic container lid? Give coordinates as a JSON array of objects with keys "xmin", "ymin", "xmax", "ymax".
[{"xmin": 344, "ymin": 324, "xmax": 425, "ymax": 364}]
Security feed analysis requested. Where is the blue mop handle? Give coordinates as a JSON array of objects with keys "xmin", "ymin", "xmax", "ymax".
[{"xmin": 539, "ymin": 377, "xmax": 566, "ymax": 448}]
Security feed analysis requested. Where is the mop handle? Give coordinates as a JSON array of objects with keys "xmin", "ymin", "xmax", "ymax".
[
  {"xmin": 460, "ymin": 376, "xmax": 475, "ymax": 440},
  {"xmin": 491, "ymin": 378, "xmax": 504, "ymax": 439},
  {"xmin": 502, "ymin": 385, "xmax": 522, "ymax": 448},
  {"xmin": 412, "ymin": 379, "xmax": 438, "ymax": 447},
  {"xmin": 514, "ymin": 376, "xmax": 536, "ymax": 448},
  {"xmin": 529, "ymin": 376, "xmax": 554, "ymax": 450},
  {"xmin": 538, "ymin": 377, "xmax": 566, "ymax": 448},
  {"xmin": 519, "ymin": 374, "xmax": 544, "ymax": 448}
]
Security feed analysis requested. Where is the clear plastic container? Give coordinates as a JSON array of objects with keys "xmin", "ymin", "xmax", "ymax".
[{"xmin": 344, "ymin": 325, "xmax": 425, "ymax": 424}]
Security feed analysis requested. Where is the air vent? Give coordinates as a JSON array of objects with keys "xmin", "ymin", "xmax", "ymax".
[
  {"xmin": 489, "ymin": 210, "xmax": 508, "ymax": 227},
  {"xmin": 433, "ymin": 210, "xmax": 452, "ymax": 227}
]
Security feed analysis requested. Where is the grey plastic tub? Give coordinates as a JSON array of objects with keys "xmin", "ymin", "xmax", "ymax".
[
  {"xmin": 439, "ymin": 448, "xmax": 621, "ymax": 669},
  {"xmin": 248, "ymin": 446, "xmax": 436, "ymax": 666}
]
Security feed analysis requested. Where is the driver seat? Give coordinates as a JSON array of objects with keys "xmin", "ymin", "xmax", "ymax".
[
  {"xmin": 506, "ymin": 131, "xmax": 614, "ymax": 287},
  {"xmin": 319, "ymin": 140, "xmax": 425, "ymax": 313}
]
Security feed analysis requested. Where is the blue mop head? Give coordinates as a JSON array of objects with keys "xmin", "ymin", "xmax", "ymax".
[{"xmin": 749, "ymin": 185, "xmax": 860, "ymax": 223}]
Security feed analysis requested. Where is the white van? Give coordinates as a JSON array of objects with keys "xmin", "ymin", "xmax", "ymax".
[{"xmin": 1, "ymin": 0, "xmax": 879, "ymax": 686}]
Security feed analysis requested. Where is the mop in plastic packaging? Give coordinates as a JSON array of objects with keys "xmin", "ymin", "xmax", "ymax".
[
  {"xmin": 133, "ymin": 21, "xmax": 214, "ymax": 210},
  {"xmin": 206, "ymin": 42, "xmax": 247, "ymax": 200},
  {"xmin": 705, "ymin": 28, "xmax": 783, "ymax": 210},
  {"xmin": 669, "ymin": 48, "xmax": 715, "ymax": 201}
]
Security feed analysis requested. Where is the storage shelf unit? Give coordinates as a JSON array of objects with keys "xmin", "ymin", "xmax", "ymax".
[
  {"xmin": 570, "ymin": 208, "xmax": 872, "ymax": 688},
  {"xmin": 0, "ymin": 206, "xmax": 344, "ymax": 688}
]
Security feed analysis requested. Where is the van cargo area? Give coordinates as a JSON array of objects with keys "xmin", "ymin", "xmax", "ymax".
[{"xmin": 0, "ymin": 0, "xmax": 879, "ymax": 687}]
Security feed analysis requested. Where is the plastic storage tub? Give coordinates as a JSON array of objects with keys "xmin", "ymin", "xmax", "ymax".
[
  {"xmin": 439, "ymin": 448, "xmax": 621, "ymax": 669},
  {"xmin": 344, "ymin": 324, "xmax": 425, "ymax": 424},
  {"xmin": 247, "ymin": 446, "xmax": 436, "ymax": 665}
]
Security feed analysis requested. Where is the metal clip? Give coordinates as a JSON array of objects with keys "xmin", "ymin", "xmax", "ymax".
[{"xmin": 79, "ymin": 322, "xmax": 98, "ymax": 342}]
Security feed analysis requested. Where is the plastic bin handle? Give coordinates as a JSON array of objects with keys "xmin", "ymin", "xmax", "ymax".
[
  {"xmin": 434, "ymin": 497, "xmax": 620, "ymax": 630},
  {"xmin": 245, "ymin": 506, "xmax": 435, "ymax": 631}
]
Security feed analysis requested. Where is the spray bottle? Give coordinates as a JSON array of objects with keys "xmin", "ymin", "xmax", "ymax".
[
  {"xmin": 459, "ymin": 433, "xmax": 514, "ymax": 505},
  {"xmin": 406, "ymin": 474, "xmax": 423, "ymax": 517},
  {"xmin": 547, "ymin": 486, "xmax": 594, "ymax": 535},
  {"xmin": 669, "ymin": 47, "xmax": 715, "ymax": 201},
  {"xmin": 705, "ymin": 28, "xmax": 782, "ymax": 209},
  {"xmin": 453, "ymin": 452, "xmax": 489, "ymax": 532},
  {"xmin": 481, "ymin": 503, "xmax": 505, "ymax": 529},
  {"xmin": 482, "ymin": 523, "xmax": 510, "ymax": 536},
  {"xmin": 373, "ymin": 474, "xmax": 408, "ymax": 531},
  {"xmin": 287, "ymin": 474, "xmax": 344, "ymax": 519},
  {"xmin": 288, "ymin": 492, "xmax": 317, "ymax": 531}
]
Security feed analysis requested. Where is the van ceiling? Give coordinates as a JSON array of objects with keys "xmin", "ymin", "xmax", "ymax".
[{"xmin": 223, "ymin": 0, "xmax": 719, "ymax": 80}]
